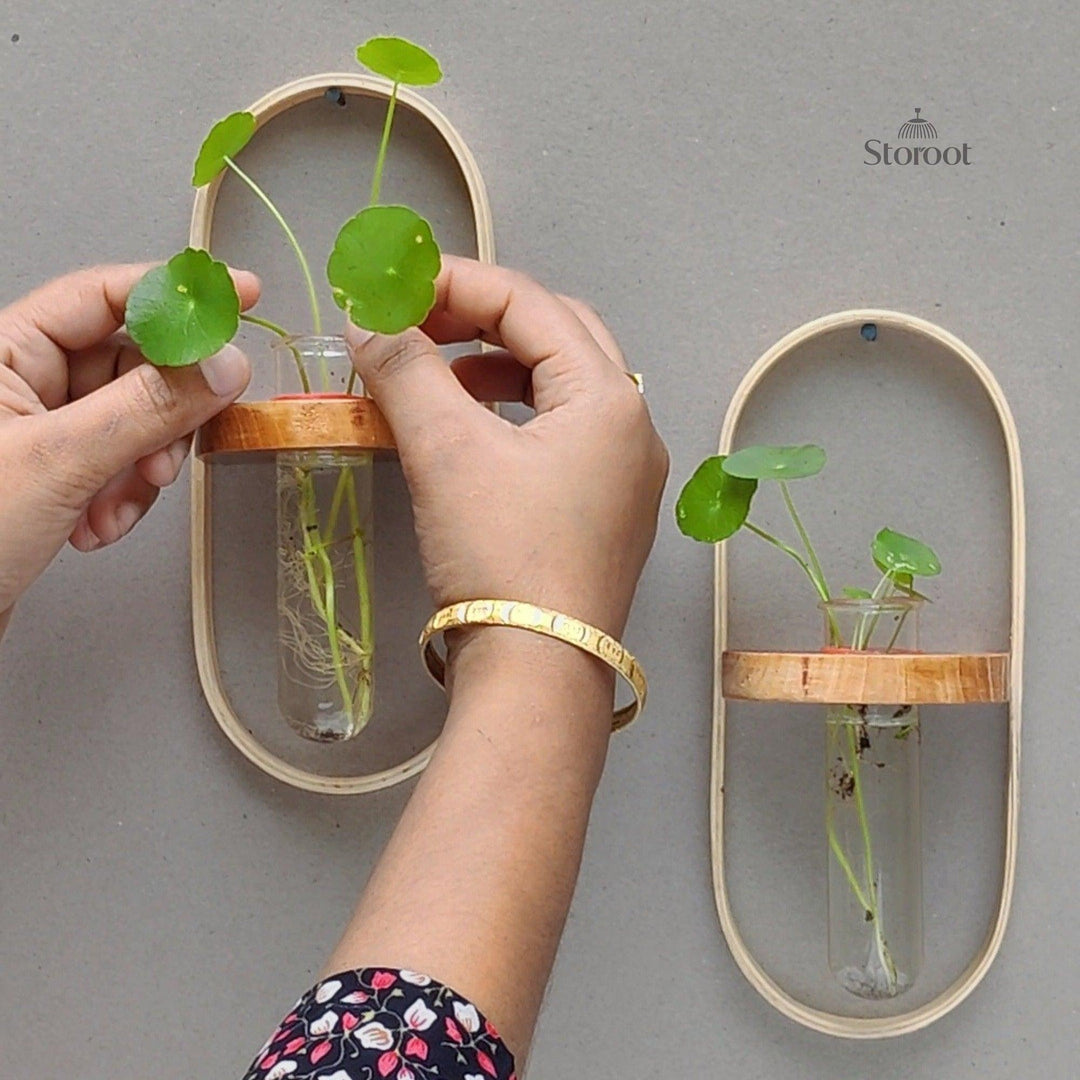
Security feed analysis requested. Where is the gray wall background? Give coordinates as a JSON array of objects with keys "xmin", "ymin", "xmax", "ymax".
[{"xmin": 1, "ymin": 1, "xmax": 1077, "ymax": 1076}]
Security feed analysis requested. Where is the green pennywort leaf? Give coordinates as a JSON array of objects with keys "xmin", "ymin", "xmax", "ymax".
[
  {"xmin": 841, "ymin": 587, "xmax": 874, "ymax": 599},
  {"xmin": 872, "ymin": 528, "xmax": 942, "ymax": 579},
  {"xmin": 192, "ymin": 111, "xmax": 256, "ymax": 187},
  {"xmin": 356, "ymin": 36, "xmax": 442, "ymax": 86},
  {"xmin": 125, "ymin": 248, "xmax": 240, "ymax": 367},
  {"xmin": 721, "ymin": 444, "xmax": 826, "ymax": 481},
  {"xmin": 327, "ymin": 205, "xmax": 441, "ymax": 334},
  {"xmin": 675, "ymin": 456, "xmax": 759, "ymax": 543}
]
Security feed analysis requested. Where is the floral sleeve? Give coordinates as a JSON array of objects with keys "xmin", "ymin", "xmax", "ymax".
[{"xmin": 242, "ymin": 968, "xmax": 517, "ymax": 1080}]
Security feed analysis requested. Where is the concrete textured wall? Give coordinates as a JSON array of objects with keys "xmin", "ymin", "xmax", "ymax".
[{"xmin": 1, "ymin": 2, "xmax": 1076, "ymax": 1076}]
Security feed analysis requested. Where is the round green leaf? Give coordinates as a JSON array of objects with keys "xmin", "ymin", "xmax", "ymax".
[
  {"xmin": 675, "ymin": 456, "xmax": 759, "ymax": 543},
  {"xmin": 872, "ymin": 528, "xmax": 942, "ymax": 579},
  {"xmin": 355, "ymin": 36, "xmax": 442, "ymax": 86},
  {"xmin": 192, "ymin": 111, "xmax": 256, "ymax": 187},
  {"xmin": 721, "ymin": 444, "xmax": 826, "ymax": 481},
  {"xmin": 125, "ymin": 248, "xmax": 240, "ymax": 367},
  {"xmin": 327, "ymin": 206, "xmax": 441, "ymax": 334}
]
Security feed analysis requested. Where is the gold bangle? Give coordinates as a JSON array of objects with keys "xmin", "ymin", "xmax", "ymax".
[{"xmin": 418, "ymin": 599, "xmax": 647, "ymax": 731}]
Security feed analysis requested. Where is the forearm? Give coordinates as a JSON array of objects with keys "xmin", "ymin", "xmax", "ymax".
[{"xmin": 322, "ymin": 627, "xmax": 616, "ymax": 1061}]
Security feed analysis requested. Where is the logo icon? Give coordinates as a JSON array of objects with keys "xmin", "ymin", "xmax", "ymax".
[
  {"xmin": 897, "ymin": 107, "xmax": 937, "ymax": 140},
  {"xmin": 864, "ymin": 107, "xmax": 970, "ymax": 167}
]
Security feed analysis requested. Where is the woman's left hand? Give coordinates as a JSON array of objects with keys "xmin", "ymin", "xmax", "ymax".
[{"xmin": 0, "ymin": 263, "xmax": 259, "ymax": 633}]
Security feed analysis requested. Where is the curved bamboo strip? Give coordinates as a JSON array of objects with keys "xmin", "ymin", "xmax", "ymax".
[
  {"xmin": 191, "ymin": 72, "xmax": 496, "ymax": 795},
  {"xmin": 712, "ymin": 309, "xmax": 1025, "ymax": 1037}
]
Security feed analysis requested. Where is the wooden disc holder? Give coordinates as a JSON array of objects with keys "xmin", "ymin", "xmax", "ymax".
[
  {"xmin": 712, "ymin": 310, "xmax": 1025, "ymax": 1037},
  {"xmin": 189, "ymin": 72, "xmax": 496, "ymax": 795}
]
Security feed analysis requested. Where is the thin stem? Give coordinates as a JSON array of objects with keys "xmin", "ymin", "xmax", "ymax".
[
  {"xmin": 745, "ymin": 518, "xmax": 842, "ymax": 644},
  {"xmin": 241, "ymin": 312, "xmax": 290, "ymax": 338},
  {"xmin": 744, "ymin": 522, "xmax": 818, "ymax": 591},
  {"xmin": 224, "ymin": 155, "xmax": 323, "ymax": 336},
  {"xmin": 369, "ymin": 81, "xmax": 400, "ymax": 206},
  {"xmin": 827, "ymin": 806, "xmax": 873, "ymax": 914},
  {"xmin": 241, "ymin": 313, "xmax": 310, "ymax": 392},
  {"xmin": 780, "ymin": 481, "xmax": 830, "ymax": 598}
]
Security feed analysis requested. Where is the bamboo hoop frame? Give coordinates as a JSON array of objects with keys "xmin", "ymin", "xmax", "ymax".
[
  {"xmin": 712, "ymin": 309, "xmax": 1025, "ymax": 1037},
  {"xmin": 190, "ymin": 73, "xmax": 496, "ymax": 795}
]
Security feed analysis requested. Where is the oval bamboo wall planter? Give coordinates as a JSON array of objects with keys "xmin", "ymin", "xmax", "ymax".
[
  {"xmin": 189, "ymin": 72, "xmax": 496, "ymax": 795},
  {"xmin": 712, "ymin": 310, "xmax": 1025, "ymax": 1037}
]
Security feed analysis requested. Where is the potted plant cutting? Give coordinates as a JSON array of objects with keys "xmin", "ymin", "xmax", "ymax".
[
  {"xmin": 677, "ymin": 444, "xmax": 942, "ymax": 998},
  {"xmin": 123, "ymin": 36, "xmax": 445, "ymax": 744}
]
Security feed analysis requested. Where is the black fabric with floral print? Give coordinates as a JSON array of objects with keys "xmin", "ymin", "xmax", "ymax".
[{"xmin": 242, "ymin": 968, "xmax": 517, "ymax": 1080}]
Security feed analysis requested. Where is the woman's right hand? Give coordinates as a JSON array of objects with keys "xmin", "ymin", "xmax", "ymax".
[{"xmin": 346, "ymin": 255, "xmax": 668, "ymax": 645}]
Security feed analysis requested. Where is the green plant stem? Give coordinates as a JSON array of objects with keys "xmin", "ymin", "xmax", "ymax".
[
  {"xmin": 780, "ymin": 481, "xmax": 830, "ymax": 597},
  {"xmin": 224, "ymin": 155, "xmax": 323, "ymax": 337},
  {"xmin": 241, "ymin": 313, "xmax": 310, "ymax": 393},
  {"xmin": 369, "ymin": 81, "xmax": 400, "ymax": 207},
  {"xmin": 745, "ymin": 520, "xmax": 842, "ymax": 644},
  {"xmin": 295, "ymin": 466, "xmax": 353, "ymax": 716},
  {"xmin": 826, "ymin": 803, "xmax": 873, "ymax": 914},
  {"xmin": 854, "ymin": 573, "xmax": 896, "ymax": 649},
  {"xmin": 744, "ymin": 522, "xmax": 820, "ymax": 592},
  {"xmin": 829, "ymin": 713, "xmax": 898, "ymax": 990}
]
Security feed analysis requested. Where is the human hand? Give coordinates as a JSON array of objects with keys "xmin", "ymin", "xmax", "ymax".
[
  {"xmin": 0, "ymin": 263, "xmax": 259, "ymax": 630},
  {"xmin": 346, "ymin": 255, "xmax": 668, "ymax": 647}
]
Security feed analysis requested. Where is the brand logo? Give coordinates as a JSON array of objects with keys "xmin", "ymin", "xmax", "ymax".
[{"xmin": 864, "ymin": 108, "xmax": 971, "ymax": 166}]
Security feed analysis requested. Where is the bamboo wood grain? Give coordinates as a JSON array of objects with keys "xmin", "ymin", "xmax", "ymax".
[
  {"xmin": 198, "ymin": 397, "xmax": 396, "ymax": 459},
  {"xmin": 190, "ymin": 73, "xmax": 496, "ymax": 796},
  {"xmin": 712, "ymin": 310, "xmax": 1025, "ymax": 1037},
  {"xmin": 722, "ymin": 651, "xmax": 1009, "ymax": 705}
]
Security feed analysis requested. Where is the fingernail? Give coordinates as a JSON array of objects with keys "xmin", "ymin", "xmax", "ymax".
[
  {"xmin": 114, "ymin": 502, "xmax": 142, "ymax": 539},
  {"xmin": 168, "ymin": 438, "xmax": 189, "ymax": 474},
  {"xmin": 72, "ymin": 520, "xmax": 102, "ymax": 552},
  {"xmin": 198, "ymin": 344, "xmax": 250, "ymax": 398}
]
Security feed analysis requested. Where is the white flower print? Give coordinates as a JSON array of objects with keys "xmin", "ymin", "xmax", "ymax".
[
  {"xmin": 403, "ymin": 998, "xmax": 438, "ymax": 1031},
  {"xmin": 453, "ymin": 1001, "xmax": 481, "ymax": 1034},
  {"xmin": 356, "ymin": 1021, "xmax": 395, "ymax": 1050},
  {"xmin": 341, "ymin": 990, "xmax": 369, "ymax": 1005},
  {"xmin": 399, "ymin": 969, "xmax": 432, "ymax": 986},
  {"xmin": 310, "ymin": 1009, "xmax": 339, "ymax": 1036},
  {"xmin": 315, "ymin": 979, "xmax": 342, "ymax": 1004},
  {"xmin": 266, "ymin": 1063, "xmax": 298, "ymax": 1080},
  {"xmin": 315, "ymin": 1072, "xmax": 352, "ymax": 1080}
]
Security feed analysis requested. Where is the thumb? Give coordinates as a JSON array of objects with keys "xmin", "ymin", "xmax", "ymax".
[
  {"xmin": 346, "ymin": 322, "xmax": 475, "ymax": 450},
  {"xmin": 43, "ymin": 345, "xmax": 251, "ymax": 495}
]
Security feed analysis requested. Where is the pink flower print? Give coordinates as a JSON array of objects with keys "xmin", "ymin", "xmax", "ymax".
[
  {"xmin": 341, "ymin": 1012, "xmax": 360, "ymax": 1033},
  {"xmin": 309, "ymin": 1040, "xmax": 333, "ymax": 1065},
  {"xmin": 283, "ymin": 1037, "xmax": 306, "ymax": 1056},
  {"xmin": 370, "ymin": 971, "xmax": 397, "ymax": 991},
  {"xmin": 377, "ymin": 1050, "xmax": 399, "ymax": 1077},
  {"xmin": 475, "ymin": 1050, "xmax": 498, "ymax": 1077},
  {"xmin": 445, "ymin": 1017, "xmax": 463, "ymax": 1044},
  {"xmin": 404, "ymin": 1035, "xmax": 429, "ymax": 1061},
  {"xmin": 397, "ymin": 1068, "xmax": 416, "ymax": 1080}
]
